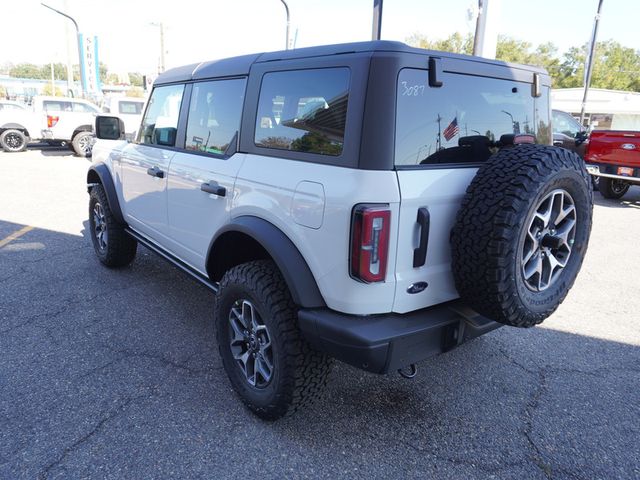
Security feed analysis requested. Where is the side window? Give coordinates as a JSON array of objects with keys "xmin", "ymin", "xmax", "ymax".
[
  {"xmin": 254, "ymin": 68, "xmax": 350, "ymax": 156},
  {"xmin": 185, "ymin": 78, "xmax": 246, "ymax": 156},
  {"xmin": 137, "ymin": 84, "xmax": 184, "ymax": 147},
  {"xmin": 72, "ymin": 102, "xmax": 98, "ymax": 113},
  {"xmin": 552, "ymin": 110, "xmax": 580, "ymax": 137},
  {"xmin": 118, "ymin": 101, "xmax": 144, "ymax": 115},
  {"xmin": 395, "ymin": 69, "xmax": 543, "ymax": 167},
  {"xmin": 43, "ymin": 101, "xmax": 72, "ymax": 112}
]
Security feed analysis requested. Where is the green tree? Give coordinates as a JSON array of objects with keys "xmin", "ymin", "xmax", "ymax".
[
  {"xmin": 128, "ymin": 72, "xmax": 144, "ymax": 87},
  {"xmin": 556, "ymin": 40, "xmax": 640, "ymax": 91},
  {"xmin": 10, "ymin": 63, "xmax": 45, "ymax": 79},
  {"xmin": 407, "ymin": 32, "xmax": 473, "ymax": 55},
  {"xmin": 41, "ymin": 83, "xmax": 64, "ymax": 96}
]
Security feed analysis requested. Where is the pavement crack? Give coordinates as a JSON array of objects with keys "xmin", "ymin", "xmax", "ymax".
[{"xmin": 37, "ymin": 395, "xmax": 139, "ymax": 480}]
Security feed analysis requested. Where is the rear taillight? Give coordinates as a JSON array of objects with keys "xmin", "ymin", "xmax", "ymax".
[
  {"xmin": 47, "ymin": 115, "xmax": 59, "ymax": 128},
  {"xmin": 350, "ymin": 204, "xmax": 390, "ymax": 283}
]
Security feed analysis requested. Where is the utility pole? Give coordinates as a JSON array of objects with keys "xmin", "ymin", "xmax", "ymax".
[
  {"xmin": 372, "ymin": 0, "xmax": 383, "ymax": 41},
  {"xmin": 149, "ymin": 22, "xmax": 166, "ymax": 73},
  {"xmin": 279, "ymin": 0, "xmax": 290, "ymax": 50},
  {"xmin": 580, "ymin": 0, "xmax": 605, "ymax": 126},
  {"xmin": 41, "ymin": 2, "xmax": 85, "ymax": 98},
  {"xmin": 63, "ymin": 0, "xmax": 74, "ymax": 96}
]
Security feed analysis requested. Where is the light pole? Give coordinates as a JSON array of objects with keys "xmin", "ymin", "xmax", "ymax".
[
  {"xmin": 501, "ymin": 110, "xmax": 514, "ymax": 132},
  {"xmin": 279, "ymin": 0, "xmax": 290, "ymax": 50},
  {"xmin": 40, "ymin": 2, "xmax": 84, "ymax": 98},
  {"xmin": 149, "ymin": 22, "xmax": 166, "ymax": 73},
  {"xmin": 580, "ymin": 0, "xmax": 605, "ymax": 126},
  {"xmin": 372, "ymin": 0, "xmax": 383, "ymax": 40}
]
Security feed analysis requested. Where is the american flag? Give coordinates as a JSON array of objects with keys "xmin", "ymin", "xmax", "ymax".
[{"xmin": 443, "ymin": 117, "xmax": 459, "ymax": 141}]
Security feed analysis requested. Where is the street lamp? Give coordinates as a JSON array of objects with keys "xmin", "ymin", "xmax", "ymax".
[
  {"xmin": 279, "ymin": 0, "xmax": 290, "ymax": 50},
  {"xmin": 501, "ymin": 109, "xmax": 515, "ymax": 132},
  {"xmin": 40, "ymin": 2, "xmax": 85, "ymax": 98}
]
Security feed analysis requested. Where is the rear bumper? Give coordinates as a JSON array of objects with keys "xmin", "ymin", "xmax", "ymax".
[
  {"xmin": 298, "ymin": 300, "xmax": 501, "ymax": 374},
  {"xmin": 586, "ymin": 162, "xmax": 640, "ymax": 184}
]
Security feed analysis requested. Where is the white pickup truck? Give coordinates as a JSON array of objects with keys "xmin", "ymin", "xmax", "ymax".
[{"xmin": 0, "ymin": 96, "xmax": 100, "ymax": 156}]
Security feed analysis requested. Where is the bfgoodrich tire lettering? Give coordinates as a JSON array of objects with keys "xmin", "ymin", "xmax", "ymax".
[
  {"xmin": 451, "ymin": 145, "xmax": 593, "ymax": 328},
  {"xmin": 88, "ymin": 184, "xmax": 137, "ymax": 267},
  {"xmin": 214, "ymin": 260, "xmax": 332, "ymax": 420}
]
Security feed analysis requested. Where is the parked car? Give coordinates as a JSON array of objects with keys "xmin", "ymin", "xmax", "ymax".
[
  {"xmin": 89, "ymin": 41, "xmax": 592, "ymax": 419},
  {"xmin": 0, "ymin": 96, "xmax": 99, "ymax": 156},
  {"xmin": 552, "ymin": 109, "xmax": 588, "ymax": 157},
  {"xmin": 102, "ymin": 96, "xmax": 146, "ymax": 139},
  {"xmin": 584, "ymin": 130, "xmax": 640, "ymax": 199},
  {"xmin": 0, "ymin": 100, "xmax": 27, "ymax": 112}
]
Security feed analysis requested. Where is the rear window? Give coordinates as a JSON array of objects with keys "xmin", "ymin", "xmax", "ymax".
[
  {"xmin": 395, "ymin": 69, "xmax": 550, "ymax": 167},
  {"xmin": 255, "ymin": 68, "xmax": 350, "ymax": 156},
  {"xmin": 118, "ymin": 101, "xmax": 144, "ymax": 115}
]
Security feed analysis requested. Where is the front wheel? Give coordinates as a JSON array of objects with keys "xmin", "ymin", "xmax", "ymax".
[
  {"xmin": 598, "ymin": 177, "xmax": 630, "ymax": 199},
  {"xmin": 214, "ymin": 260, "xmax": 332, "ymax": 420},
  {"xmin": 72, "ymin": 131, "xmax": 94, "ymax": 157},
  {"xmin": 0, "ymin": 129, "xmax": 28, "ymax": 152},
  {"xmin": 88, "ymin": 184, "xmax": 137, "ymax": 267}
]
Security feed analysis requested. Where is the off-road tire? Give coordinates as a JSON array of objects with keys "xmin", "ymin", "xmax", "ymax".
[
  {"xmin": 214, "ymin": 260, "xmax": 332, "ymax": 420},
  {"xmin": 598, "ymin": 177, "xmax": 630, "ymax": 199},
  {"xmin": 0, "ymin": 129, "xmax": 27, "ymax": 152},
  {"xmin": 451, "ymin": 145, "xmax": 593, "ymax": 328},
  {"xmin": 88, "ymin": 184, "xmax": 137, "ymax": 267},
  {"xmin": 72, "ymin": 131, "xmax": 94, "ymax": 157}
]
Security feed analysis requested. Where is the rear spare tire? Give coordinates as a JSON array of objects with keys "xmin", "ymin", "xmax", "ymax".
[{"xmin": 451, "ymin": 145, "xmax": 593, "ymax": 328}]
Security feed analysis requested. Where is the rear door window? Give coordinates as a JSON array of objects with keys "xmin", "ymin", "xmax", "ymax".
[
  {"xmin": 395, "ymin": 69, "xmax": 550, "ymax": 167},
  {"xmin": 254, "ymin": 68, "xmax": 350, "ymax": 156},
  {"xmin": 185, "ymin": 78, "xmax": 246, "ymax": 156},
  {"xmin": 137, "ymin": 84, "xmax": 184, "ymax": 147}
]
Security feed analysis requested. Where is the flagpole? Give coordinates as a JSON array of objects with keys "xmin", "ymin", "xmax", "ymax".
[{"xmin": 437, "ymin": 114, "xmax": 442, "ymax": 151}]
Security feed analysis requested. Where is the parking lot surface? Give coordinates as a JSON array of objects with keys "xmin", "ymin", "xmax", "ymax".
[{"xmin": 1, "ymin": 146, "xmax": 639, "ymax": 479}]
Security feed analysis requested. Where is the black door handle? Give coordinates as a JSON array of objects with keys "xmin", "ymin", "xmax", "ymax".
[
  {"xmin": 413, "ymin": 207, "xmax": 430, "ymax": 268},
  {"xmin": 146, "ymin": 166, "xmax": 164, "ymax": 178},
  {"xmin": 201, "ymin": 181, "xmax": 226, "ymax": 197}
]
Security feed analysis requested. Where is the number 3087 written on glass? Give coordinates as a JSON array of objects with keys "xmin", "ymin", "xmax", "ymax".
[{"xmin": 401, "ymin": 82, "xmax": 425, "ymax": 96}]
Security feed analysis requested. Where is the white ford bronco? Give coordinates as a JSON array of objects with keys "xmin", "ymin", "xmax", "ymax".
[{"xmin": 88, "ymin": 41, "xmax": 593, "ymax": 419}]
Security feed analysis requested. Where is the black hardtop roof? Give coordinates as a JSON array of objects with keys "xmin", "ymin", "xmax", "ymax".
[{"xmin": 154, "ymin": 40, "xmax": 547, "ymax": 85}]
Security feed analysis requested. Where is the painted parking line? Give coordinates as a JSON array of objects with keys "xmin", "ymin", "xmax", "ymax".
[{"xmin": 0, "ymin": 225, "xmax": 34, "ymax": 249}]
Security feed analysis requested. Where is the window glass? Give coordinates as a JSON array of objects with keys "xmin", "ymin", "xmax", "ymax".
[
  {"xmin": 1, "ymin": 104, "xmax": 24, "ymax": 111},
  {"xmin": 185, "ymin": 78, "xmax": 246, "ymax": 155},
  {"xmin": 137, "ymin": 84, "xmax": 184, "ymax": 147},
  {"xmin": 552, "ymin": 110, "xmax": 581, "ymax": 137},
  {"xmin": 43, "ymin": 101, "xmax": 72, "ymax": 112},
  {"xmin": 395, "ymin": 69, "xmax": 546, "ymax": 166},
  {"xmin": 255, "ymin": 68, "xmax": 350, "ymax": 156},
  {"xmin": 72, "ymin": 102, "xmax": 99, "ymax": 113},
  {"xmin": 118, "ymin": 101, "xmax": 144, "ymax": 115}
]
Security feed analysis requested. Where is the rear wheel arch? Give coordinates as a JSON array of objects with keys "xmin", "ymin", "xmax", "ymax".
[
  {"xmin": 86, "ymin": 163, "xmax": 125, "ymax": 225},
  {"xmin": 72, "ymin": 125, "xmax": 93, "ymax": 139},
  {"xmin": 1, "ymin": 123, "xmax": 30, "ymax": 138},
  {"xmin": 207, "ymin": 217, "xmax": 326, "ymax": 309}
]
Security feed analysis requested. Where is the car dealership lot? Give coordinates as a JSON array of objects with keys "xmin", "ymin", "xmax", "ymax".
[{"xmin": 1, "ymin": 147, "xmax": 638, "ymax": 479}]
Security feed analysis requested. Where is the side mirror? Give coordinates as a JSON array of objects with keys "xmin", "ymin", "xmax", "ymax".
[
  {"xmin": 95, "ymin": 115, "xmax": 125, "ymax": 140},
  {"xmin": 575, "ymin": 130, "xmax": 588, "ymax": 145}
]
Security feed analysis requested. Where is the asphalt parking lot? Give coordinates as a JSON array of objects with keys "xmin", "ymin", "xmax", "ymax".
[{"xmin": 1, "ymin": 146, "xmax": 639, "ymax": 479}]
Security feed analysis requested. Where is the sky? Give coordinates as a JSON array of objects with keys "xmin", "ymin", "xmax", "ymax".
[{"xmin": 0, "ymin": 0, "xmax": 638, "ymax": 76}]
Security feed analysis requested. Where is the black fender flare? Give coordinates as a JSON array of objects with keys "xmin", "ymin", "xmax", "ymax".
[
  {"xmin": 87, "ymin": 162, "xmax": 125, "ymax": 225},
  {"xmin": 1, "ymin": 123, "xmax": 30, "ymax": 137},
  {"xmin": 209, "ymin": 216, "xmax": 326, "ymax": 308}
]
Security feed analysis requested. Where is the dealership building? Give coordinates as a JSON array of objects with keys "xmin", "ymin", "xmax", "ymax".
[{"xmin": 551, "ymin": 87, "xmax": 640, "ymax": 131}]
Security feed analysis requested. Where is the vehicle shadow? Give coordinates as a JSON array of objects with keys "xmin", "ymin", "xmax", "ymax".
[
  {"xmin": 1, "ymin": 218, "xmax": 638, "ymax": 479},
  {"xmin": 594, "ymin": 186, "xmax": 640, "ymax": 209}
]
